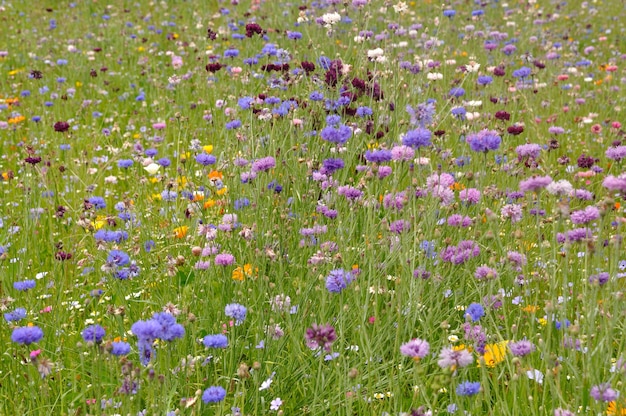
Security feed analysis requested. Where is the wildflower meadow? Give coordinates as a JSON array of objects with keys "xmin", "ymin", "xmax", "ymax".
[{"xmin": 1, "ymin": 0, "xmax": 626, "ymax": 415}]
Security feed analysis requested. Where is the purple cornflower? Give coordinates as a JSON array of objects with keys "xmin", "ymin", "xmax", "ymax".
[
  {"xmin": 440, "ymin": 240, "xmax": 481, "ymax": 265},
  {"xmin": 449, "ymin": 87, "xmax": 465, "ymax": 97},
  {"xmin": 456, "ymin": 381, "xmax": 481, "ymax": 396},
  {"xmin": 589, "ymin": 272, "xmax": 610, "ymax": 286},
  {"xmin": 406, "ymin": 102, "xmax": 435, "ymax": 126},
  {"xmin": 466, "ymin": 129, "xmax": 501, "ymax": 153},
  {"xmin": 437, "ymin": 347, "xmax": 474, "ymax": 369},
  {"xmin": 508, "ymin": 340, "xmax": 535, "ymax": 357},
  {"xmin": 500, "ymin": 204, "xmax": 523, "ymax": 223},
  {"xmin": 251, "ymin": 156, "xmax": 276, "ymax": 173},
  {"xmin": 390, "ymin": 145, "xmax": 415, "ymax": 161},
  {"xmin": 570, "ymin": 206, "xmax": 600, "ymax": 224},
  {"xmin": 118, "ymin": 159, "xmax": 134, "ymax": 168},
  {"xmin": 82, "ymin": 324, "xmax": 106, "ymax": 344},
  {"xmin": 325, "ymin": 269, "xmax": 355, "ymax": 293},
  {"xmin": 11, "ymin": 326, "xmax": 44, "ymax": 345},
  {"xmin": 402, "ymin": 128, "xmax": 432, "ymax": 148},
  {"xmin": 225, "ymin": 303, "xmax": 247, "ymax": 325},
  {"xmin": 603, "ymin": 174, "xmax": 626, "ymax": 193},
  {"xmin": 337, "ymin": 185, "xmax": 363, "ymax": 200},
  {"xmin": 465, "ymin": 303, "xmax": 485, "ymax": 322},
  {"xmin": 519, "ymin": 175, "xmax": 553, "ymax": 192},
  {"xmin": 196, "ymin": 153, "xmax": 217, "ymax": 166},
  {"xmin": 389, "ymin": 219, "xmax": 410, "ymax": 234},
  {"xmin": 506, "ymin": 251, "xmax": 527, "ymax": 271},
  {"xmin": 477, "ymin": 75, "xmax": 493, "ymax": 85},
  {"xmin": 305, "ymin": 323, "xmax": 337, "ymax": 352},
  {"xmin": 400, "ymin": 338, "xmax": 430, "ymax": 360},
  {"xmin": 606, "ymin": 145, "xmax": 626, "ymax": 161},
  {"xmin": 590, "ymin": 383, "xmax": 619, "ymax": 402},
  {"xmin": 225, "ymin": 120, "xmax": 242, "ymax": 130},
  {"xmin": 459, "ymin": 188, "xmax": 481, "ymax": 204},
  {"xmin": 203, "ymin": 334, "xmax": 228, "ymax": 348},
  {"xmin": 512, "ymin": 66, "xmax": 532, "ymax": 79},
  {"xmin": 515, "ymin": 143, "xmax": 542, "ymax": 160},
  {"xmin": 202, "ymin": 386, "xmax": 227, "ymax": 403},
  {"xmin": 215, "ymin": 253, "xmax": 235, "ymax": 266},
  {"xmin": 474, "ymin": 265, "xmax": 498, "ymax": 280},
  {"xmin": 88, "ymin": 196, "xmax": 106, "ymax": 210}
]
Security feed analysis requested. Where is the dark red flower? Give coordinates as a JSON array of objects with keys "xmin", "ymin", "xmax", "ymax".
[{"xmin": 54, "ymin": 121, "xmax": 70, "ymax": 132}]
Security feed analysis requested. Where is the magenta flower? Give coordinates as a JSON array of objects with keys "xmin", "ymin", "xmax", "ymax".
[{"xmin": 305, "ymin": 323, "xmax": 337, "ymax": 352}]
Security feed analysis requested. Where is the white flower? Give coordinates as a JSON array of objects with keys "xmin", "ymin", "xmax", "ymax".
[
  {"xmin": 270, "ymin": 398, "xmax": 283, "ymax": 411},
  {"xmin": 393, "ymin": 1, "xmax": 408, "ymax": 13},
  {"xmin": 526, "ymin": 369, "xmax": 544, "ymax": 384},
  {"xmin": 144, "ymin": 163, "xmax": 161, "ymax": 175},
  {"xmin": 426, "ymin": 72, "xmax": 443, "ymax": 80},
  {"xmin": 260, "ymin": 376, "xmax": 273, "ymax": 391},
  {"xmin": 367, "ymin": 48, "xmax": 385, "ymax": 59},
  {"xmin": 321, "ymin": 12, "xmax": 341, "ymax": 27}
]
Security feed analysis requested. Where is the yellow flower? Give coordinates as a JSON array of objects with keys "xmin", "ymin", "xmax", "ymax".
[
  {"xmin": 232, "ymin": 264, "xmax": 257, "ymax": 281},
  {"xmin": 173, "ymin": 226, "xmax": 188, "ymax": 239},
  {"xmin": 216, "ymin": 187, "xmax": 228, "ymax": 196},
  {"xmin": 152, "ymin": 193, "xmax": 163, "ymax": 201},
  {"xmin": 8, "ymin": 68, "xmax": 24, "ymax": 76},
  {"xmin": 75, "ymin": 81, "xmax": 83, "ymax": 88},
  {"xmin": 478, "ymin": 341, "xmax": 508, "ymax": 367},
  {"xmin": 607, "ymin": 401, "xmax": 626, "ymax": 415},
  {"xmin": 203, "ymin": 145, "xmax": 213, "ymax": 154},
  {"xmin": 204, "ymin": 199, "xmax": 216, "ymax": 209},
  {"xmin": 92, "ymin": 216, "xmax": 107, "ymax": 230},
  {"xmin": 522, "ymin": 305, "xmax": 539, "ymax": 313}
]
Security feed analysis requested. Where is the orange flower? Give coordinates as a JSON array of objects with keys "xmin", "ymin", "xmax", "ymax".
[
  {"xmin": 8, "ymin": 115, "xmax": 25, "ymax": 124},
  {"xmin": 522, "ymin": 305, "xmax": 539, "ymax": 313},
  {"xmin": 607, "ymin": 401, "xmax": 626, "ymax": 415},
  {"xmin": 173, "ymin": 226, "xmax": 189, "ymax": 238},
  {"xmin": 208, "ymin": 170, "xmax": 223, "ymax": 180},
  {"xmin": 231, "ymin": 263, "xmax": 257, "ymax": 281}
]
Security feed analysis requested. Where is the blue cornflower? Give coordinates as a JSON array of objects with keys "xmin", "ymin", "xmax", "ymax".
[
  {"xmin": 356, "ymin": 106, "xmax": 373, "ymax": 118},
  {"xmin": 107, "ymin": 250, "xmax": 130, "ymax": 267},
  {"xmin": 82, "ymin": 324, "xmax": 106, "ymax": 344},
  {"xmin": 118, "ymin": 159, "xmax": 134, "ymax": 168},
  {"xmin": 157, "ymin": 157, "xmax": 171, "ymax": 167},
  {"xmin": 14, "ymin": 280, "xmax": 36, "ymax": 291},
  {"xmin": 449, "ymin": 87, "xmax": 465, "ymax": 98},
  {"xmin": 161, "ymin": 190, "xmax": 178, "ymax": 201},
  {"xmin": 196, "ymin": 153, "xmax": 216, "ymax": 166},
  {"xmin": 512, "ymin": 67, "xmax": 532, "ymax": 79},
  {"xmin": 456, "ymin": 381, "xmax": 481, "ymax": 396},
  {"xmin": 320, "ymin": 124, "xmax": 352, "ymax": 145},
  {"xmin": 465, "ymin": 303, "xmax": 485, "ymax": 322},
  {"xmin": 402, "ymin": 128, "xmax": 432, "ymax": 149},
  {"xmin": 477, "ymin": 75, "xmax": 493, "ymax": 85},
  {"xmin": 110, "ymin": 341, "xmax": 131, "ymax": 355},
  {"xmin": 203, "ymin": 334, "xmax": 228, "ymax": 348},
  {"xmin": 224, "ymin": 303, "xmax": 247, "ymax": 325},
  {"xmin": 238, "ymin": 96, "xmax": 254, "ymax": 109},
  {"xmin": 225, "ymin": 120, "xmax": 242, "ymax": 130},
  {"xmin": 325, "ymin": 269, "xmax": 355, "ymax": 293},
  {"xmin": 234, "ymin": 198, "xmax": 250, "ymax": 210},
  {"xmin": 11, "ymin": 326, "xmax": 43, "ymax": 345},
  {"xmin": 365, "ymin": 149, "xmax": 393, "ymax": 163},
  {"xmin": 151, "ymin": 312, "xmax": 185, "ymax": 341},
  {"xmin": 202, "ymin": 386, "xmax": 227, "ymax": 403},
  {"xmin": 88, "ymin": 196, "xmax": 106, "ymax": 209},
  {"xmin": 4, "ymin": 308, "xmax": 27, "ymax": 322}
]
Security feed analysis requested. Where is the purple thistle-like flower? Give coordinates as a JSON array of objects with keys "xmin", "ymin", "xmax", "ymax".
[
  {"xmin": 251, "ymin": 156, "xmax": 276, "ymax": 173},
  {"xmin": 440, "ymin": 240, "xmax": 481, "ymax": 265},
  {"xmin": 508, "ymin": 340, "xmax": 535, "ymax": 357},
  {"xmin": 466, "ymin": 129, "xmax": 501, "ymax": 153},
  {"xmin": 389, "ymin": 219, "xmax": 411, "ymax": 234},
  {"xmin": 570, "ymin": 206, "xmax": 600, "ymax": 224},
  {"xmin": 437, "ymin": 346, "xmax": 474, "ymax": 369},
  {"xmin": 82, "ymin": 324, "xmax": 106, "ymax": 344},
  {"xmin": 151, "ymin": 312, "xmax": 185, "ymax": 341},
  {"xmin": 519, "ymin": 175, "xmax": 553, "ymax": 192},
  {"xmin": 400, "ymin": 338, "xmax": 430, "ymax": 360},
  {"xmin": 306, "ymin": 323, "xmax": 337, "ymax": 352},
  {"xmin": 515, "ymin": 143, "xmax": 542, "ymax": 160},
  {"xmin": 325, "ymin": 269, "xmax": 355, "ymax": 293},
  {"xmin": 590, "ymin": 383, "xmax": 619, "ymax": 402},
  {"xmin": 196, "ymin": 153, "xmax": 217, "ymax": 166},
  {"xmin": 215, "ymin": 253, "xmax": 236, "ymax": 266},
  {"xmin": 322, "ymin": 158, "xmax": 344, "ymax": 175},
  {"xmin": 390, "ymin": 145, "xmax": 415, "ymax": 161},
  {"xmin": 337, "ymin": 185, "xmax": 363, "ymax": 200},
  {"xmin": 500, "ymin": 204, "xmax": 523, "ymax": 223},
  {"xmin": 589, "ymin": 272, "xmax": 610, "ymax": 286}
]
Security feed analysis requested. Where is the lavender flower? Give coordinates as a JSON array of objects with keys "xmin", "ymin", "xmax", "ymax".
[
  {"xmin": 570, "ymin": 206, "xmax": 600, "ymax": 224},
  {"xmin": 589, "ymin": 272, "xmax": 610, "ymax": 286},
  {"xmin": 465, "ymin": 303, "xmax": 485, "ymax": 322},
  {"xmin": 519, "ymin": 175, "xmax": 553, "ymax": 192},
  {"xmin": 508, "ymin": 340, "xmax": 535, "ymax": 357},
  {"xmin": 456, "ymin": 381, "xmax": 481, "ymax": 396},
  {"xmin": 402, "ymin": 128, "xmax": 432, "ymax": 148},
  {"xmin": 225, "ymin": 303, "xmax": 247, "ymax": 325},
  {"xmin": 590, "ymin": 383, "xmax": 618, "ymax": 402},
  {"xmin": 400, "ymin": 338, "xmax": 430, "ymax": 360},
  {"xmin": 82, "ymin": 324, "xmax": 106, "ymax": 344},
  {"xmin": 203, "ymin": 334, "xmax": 228, "ymax": 348},
  {"xmin": 437, "ymin": 347, "xmax": 474, "ymax": 369},
  {"xmin": 251, "ymin": 156, "xmax": 276, "ymax": 173}
]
